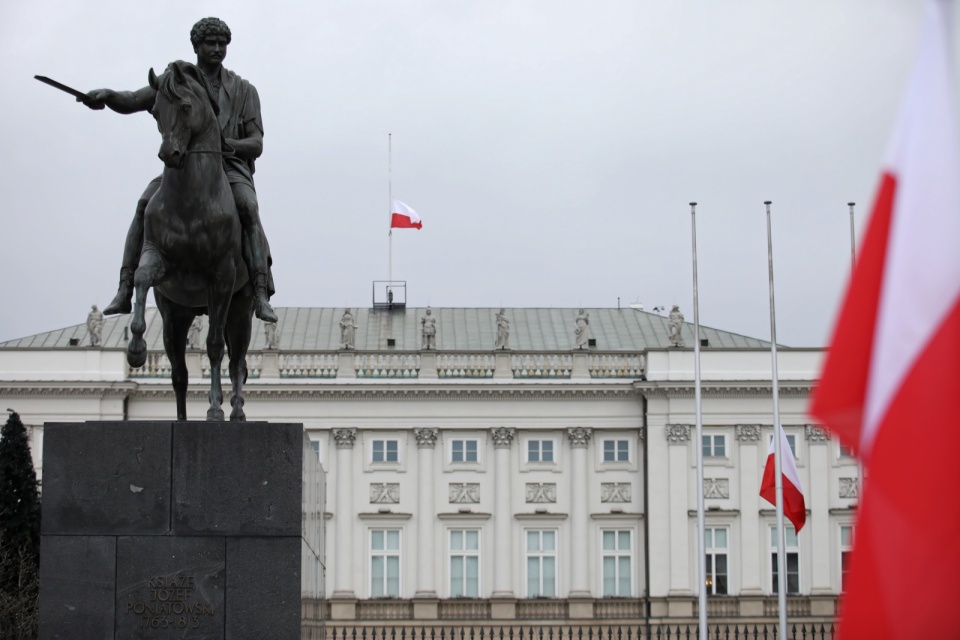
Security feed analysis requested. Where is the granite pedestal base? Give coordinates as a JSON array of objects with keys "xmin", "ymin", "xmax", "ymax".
[{"xmin": 38, "ymin": 421, "xmax": 324, "ymax": 640}]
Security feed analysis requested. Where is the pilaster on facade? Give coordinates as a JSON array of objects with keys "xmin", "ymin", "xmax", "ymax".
[
  {"xmin": 491, "ymin": 427, "xmax": 515, "ymax": 599},
  {"xmin": 567, "ymin": 427, "xmax": 592, "ymax": 598},
  {"xmin": 332, "ymin": 427, "xmax": 358, "ymax": 601},
  {"xmin": 415, "ymin": 428, "xmax": 439, "ymax": 603}
]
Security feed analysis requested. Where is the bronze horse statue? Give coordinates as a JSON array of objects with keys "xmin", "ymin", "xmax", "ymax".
[{"xmin": 127, "ymin": 60, "xmax": 253, "ymax": 421}]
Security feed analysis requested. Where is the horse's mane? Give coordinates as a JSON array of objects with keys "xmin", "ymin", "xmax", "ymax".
[{"xmin": 155, "ymin": 60, "xmax": 220, "ymax": 117}]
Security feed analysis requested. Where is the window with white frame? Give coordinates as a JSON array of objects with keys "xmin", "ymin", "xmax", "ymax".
[
  {"xmin": 768, "ymin": 433, "xmax": 798, "ymax": 458},
  {"xmin": 370, "ymin": 529, "xmax": 401, "ymax": 597},
  {"xmin": 603, "ymin": 439, "xmax": 629, "ymax": 462},
  {"xmin": 527, "ymin": 440, "xmax": 555, "ymax": 463},
  {"xmin": 840, "ymin": 525, "xmax": 854, "ymax": 591},
  {"xmin": 526, "ymin": 530, "xmax": 557, "ymax": 597},
  {"xmin": 601, "ymin": 530, "xmax": 632, "ymax": 596},
  {"xmin": 702, "ymin": 434, "xmax": 727, "ymax": 458},
  {"xmin": 838, "ymin": 442, "xmax": 854, "ymax": 459},
  {"xmin": 771, "ymin": 525, "xmax": 800, "ymax": 594},
  {"xmin": 451, "ymin": 439, "xmax": 478, "ymax": 463},
  {"xmin": 449, "ymin": 529, "xmax": 480, "ymax": 597},
  {"xmin": 704, "ymin": 527, "xmax": 729, "ymax": 595},
  {"xmin": 372, "ymin": 439, "xmax": 399, "ymax": 463}
]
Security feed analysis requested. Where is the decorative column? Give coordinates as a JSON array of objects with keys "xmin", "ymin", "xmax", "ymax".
[
  {"xmin": 805, "ymin": 425, "xmax": 834, "ymax": 615},
  {"xmin": 413, "ymin": 428, "xmax": 439, "ymax": 612},
  {"xmin": 490, "ymin": 427, "xmax": 516, "ymax": 613},
  {"xmin": 664, "ymin": 424, "xmax": 693, "ymax": 617},
  {"xmin": 567, "ymin": 427, "xmax": 593, "ymax": 606},
  {"xmin": 331, "ymin": 428, "xmax": 357, "ymax": 610},
  {"xmin": 734, "ymin": 424, "xmax": 764, "ymax": 615}
]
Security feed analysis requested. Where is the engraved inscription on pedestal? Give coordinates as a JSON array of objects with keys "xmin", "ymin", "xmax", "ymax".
[{"xmin": 116, "ymin": 536, "xmax": 224, "ymax": 638}]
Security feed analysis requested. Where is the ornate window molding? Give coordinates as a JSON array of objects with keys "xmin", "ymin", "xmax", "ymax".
[{"xmin": 370, "ymin": 483, "xmax": 400, "ymax": 504}]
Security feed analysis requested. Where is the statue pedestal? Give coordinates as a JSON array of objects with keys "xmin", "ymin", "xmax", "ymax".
[
  {"xmin": 337, "ymin": 351, "xmax": 357, "ymax": 379},
  {"xmin": 37, "ymin": 421, "xmax": 325, "ymax": 639},
  {"xmin": 493, "ymin": 350, "xmax": 513, "ymax": 379}
]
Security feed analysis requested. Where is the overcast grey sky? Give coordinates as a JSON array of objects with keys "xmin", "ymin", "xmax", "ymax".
[{"xmin": 0, "ymin": 1, "xmax": 930, "ymax": 346}]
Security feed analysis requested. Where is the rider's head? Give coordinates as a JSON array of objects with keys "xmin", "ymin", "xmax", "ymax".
[{"xmin": 190, "ymin": 17, "xmax": 231, "ymax": 66}]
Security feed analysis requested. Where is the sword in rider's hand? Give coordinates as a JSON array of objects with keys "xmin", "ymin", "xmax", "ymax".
[{"xmin": 34, "ymin": 75, "xmax": 102, "ymax": 109}]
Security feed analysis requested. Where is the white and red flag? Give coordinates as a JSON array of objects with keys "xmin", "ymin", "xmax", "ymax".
[
  {"xmin": 391, "ymin": 200, "xmax": 422, "ymax": 229},
  {"xmin": 810, "ymin": 1, "xmax": 960, "ymax": 638},
  {"xmin": 759, "ymin": 426, "xmax": 806, "ymax": 532}
]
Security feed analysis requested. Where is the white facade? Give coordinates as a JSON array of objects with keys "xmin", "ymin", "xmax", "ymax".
[{"xmin": 0, "ymin": 307, "xmax": 854, "ymax": 624}]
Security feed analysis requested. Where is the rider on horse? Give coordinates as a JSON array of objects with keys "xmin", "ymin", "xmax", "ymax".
[{"xmin": 81, "ymin": 17, "xmax": 277, "ymax": 324}]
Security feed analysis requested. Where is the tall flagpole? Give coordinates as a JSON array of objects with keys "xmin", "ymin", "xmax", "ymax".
[
  {"xmin": 388, "ymin": 133, "xmax": 393, "ymax": 289},
  {"xmin": 848, "ymin": 201, "xmax": 865, "ymax": 501},
  {"xmin": 690, "ymin": 202, "xmax": 708, "ymax": 640},
  {"xmin": 765, "ymin": 201, "xmax": 788, "ymax": 638}
]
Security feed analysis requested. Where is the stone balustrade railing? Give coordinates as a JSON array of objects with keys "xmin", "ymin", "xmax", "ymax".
[
  {"xmin": 356, "ymin": 353, "xmax": 420, "ymax": 378},
  {"xmin": 129, "ymin": 350, "xmax": 646, "ymax": 381},
  {"xmin": 438, "ymin": 353, "xmax": 496, "ymax": 378}
]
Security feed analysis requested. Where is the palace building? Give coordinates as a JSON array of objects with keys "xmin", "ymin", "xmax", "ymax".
[{"xmin": 0, "ymin": 306, "xmax": 852, "ymax": 627}]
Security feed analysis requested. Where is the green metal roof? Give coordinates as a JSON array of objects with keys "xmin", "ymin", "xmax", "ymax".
[{"xmin": 0, "ymin": 307, "xmax": 771, "ymax": 352}]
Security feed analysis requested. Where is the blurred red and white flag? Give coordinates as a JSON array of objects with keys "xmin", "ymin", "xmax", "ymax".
[
  {"xmin": 759, "ymin": 425, "xmax": 805, "ymax": 532},
  {"xmin": 810, "ymin": 1, "xmax": 960, "ymax": 638},
  {"xmin": 391, "ymin": 200, "xmax": 422, "ymax": 229}
]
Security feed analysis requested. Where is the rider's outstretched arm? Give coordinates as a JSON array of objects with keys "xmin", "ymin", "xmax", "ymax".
[{"xmin": 80, "ymin": 86, "xmax": 156, "ymax": 114}]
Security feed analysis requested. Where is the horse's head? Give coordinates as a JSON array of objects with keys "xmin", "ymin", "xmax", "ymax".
[{"xmin": 148, "ymin": 61, "xmax": 220, "ymax": 169}]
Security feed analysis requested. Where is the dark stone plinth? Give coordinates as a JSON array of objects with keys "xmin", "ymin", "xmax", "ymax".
[
  {"xmin": 38, "ymin": 536, "xmax": 116, "ymax": 639},
  {"xmin": 38, "ymin": 421, "xmax": 323, "ymax": 640},
  {"xmin": 41, "ymin": 422, "xmax": 171, "ymax": 535},
  {"xmin": 225, "ymin": 537, "xmax": 300, "ymax": 639},
  {"xmin": 172, "ymin": 422, "xmax": 302, "ymax": 535}
]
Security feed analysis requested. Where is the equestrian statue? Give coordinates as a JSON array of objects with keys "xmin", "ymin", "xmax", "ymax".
[{"xmin": 41, "ymin": 18, "xmax": 274, "ymax": 420}]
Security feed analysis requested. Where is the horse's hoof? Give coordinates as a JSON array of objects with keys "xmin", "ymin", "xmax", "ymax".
[
  {"xmin": 230, "ymin": 408, "xmax": 246, "ymax": 422},
  {"xmin": 127, "ymin": 337, "xmax": 147, "ymax": 368},
  {"xmin": 206, "ymin": 407, "xmax": 225, "ymax": 422}
]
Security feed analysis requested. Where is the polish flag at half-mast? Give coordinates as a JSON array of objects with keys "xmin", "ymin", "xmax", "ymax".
[
  {"xmin": 759, "ymin": 425, "xmax": 805, "ymax": 532},
  {"xmin": 391, "ymin": 200, "xmax": 422, "ymax": 229}
]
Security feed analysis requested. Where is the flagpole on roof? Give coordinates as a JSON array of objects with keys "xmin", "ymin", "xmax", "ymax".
[
  {"xmin": 765, "ymin": 201, "xmax": 789, "ymax": 638},
  {"xmin": 388, "ymin": 133, "xmax": 393, "ymax": 290},
  {"xmin": 690, "ymin": 202, "xmax": 708, "ymax": 640}
]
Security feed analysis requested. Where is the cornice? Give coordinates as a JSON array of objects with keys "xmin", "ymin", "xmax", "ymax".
[
  {"xmin": 0, "ymin": 381, "xmax": 135, "ymax": 399},
  {"xmin": 637, "ymin": 380, "xmax": 813, "ymax": 398},
  {"xmin": 129, "ymin": 384, "xmax": 641, "ymax": 402}
]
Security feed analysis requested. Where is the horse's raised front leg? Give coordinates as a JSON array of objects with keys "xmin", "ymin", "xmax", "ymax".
[
  {"xmin": 226, "ymin": 293, "xmax": 254, "ymax": 421},
  {"xmin": 127, "ymin": 248, "xmax": 164, "ymax": 369},
  {"xmin": 205, "ymin": 272, "xmax": 236, "ymax": 422}
]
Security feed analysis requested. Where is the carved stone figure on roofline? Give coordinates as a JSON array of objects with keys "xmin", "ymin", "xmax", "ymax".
[
  {"xmin": 340, "ymin": 309, "xmax": 357, "ymax": 350},
  {"xmin": 668, "ymin": 305, "xmax": 685, "ymax": 347},
  {"xmin": 87, "ymin": 305, "xmax": 104, "ymax": 347},
  {"xmin": 495, "ymin": 308, "xmax": 510, "ymax": 350},
  {"xmin": 421, "ymin": 307, "xmax": 437, "ymax": 350}
]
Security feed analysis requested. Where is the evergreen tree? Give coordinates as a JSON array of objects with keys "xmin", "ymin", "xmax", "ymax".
[
  {"xmin": 0, "ymin": 409, "xmax": 41, "ymax": 638},
  {"xmin": 0, "ymin": 410, "xmax": 40, "ymax": 562}
]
